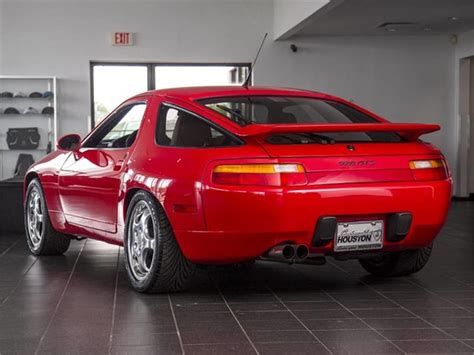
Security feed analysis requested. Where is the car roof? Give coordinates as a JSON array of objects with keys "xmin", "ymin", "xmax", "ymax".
[{"xmin": 132, "ymin": 86, "xmax": 337, "ymax": 102}]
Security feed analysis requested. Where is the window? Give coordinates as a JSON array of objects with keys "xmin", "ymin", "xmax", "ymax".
[
  {"xmin": 90, "ymin": 62, "xmax": 250, "ymax": 127},
  {"xmin": 83, "ymin": 103, "xmax": 146, "ymax": 148},
  {"xmin": 198, "ymin": 96, "xmax": 403, "ymax": 143},
  {"xmin": 156, "ymin": 105, "xmax": 240, "ymax": 148},
  {"xmin": 92, "ymin": 65, "xmax": 148, "ymax": 124}
]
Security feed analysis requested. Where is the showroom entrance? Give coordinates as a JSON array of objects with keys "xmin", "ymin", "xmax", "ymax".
[{"xmin": 90, "ymin": 62, "xmax": 250, "ymax": 127}]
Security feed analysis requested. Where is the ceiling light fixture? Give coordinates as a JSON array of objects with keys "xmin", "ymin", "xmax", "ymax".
[{"xmin": 449, "ymin": 16, "xmax": 460, "ymax": 21}]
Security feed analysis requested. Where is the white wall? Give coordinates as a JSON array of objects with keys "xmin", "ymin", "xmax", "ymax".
[
  {"xmin": 0, "ymin": 0, "xmax": 458, "ymax": 191},
  {"xmin": 273, "ymin": 0, "xmax": 329, "ymax": 40}
]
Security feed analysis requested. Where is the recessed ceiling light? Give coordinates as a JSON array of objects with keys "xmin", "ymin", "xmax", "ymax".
[
  {"xmin": 449, "ymin": 16, "xmax": 460, "ymax": 21},
  {"xmin": 386, "ymin": 28, "xmax": 397, "ymax": 32}
]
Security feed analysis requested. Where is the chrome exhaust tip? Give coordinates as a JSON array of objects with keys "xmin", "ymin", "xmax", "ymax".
[
  {"xmin": 266, "ymin": 244, "xmax": 296, "ymax": 261},
  {"xmin": 295, "ymin": 244, "xmax": 309, "ymax": 260}
]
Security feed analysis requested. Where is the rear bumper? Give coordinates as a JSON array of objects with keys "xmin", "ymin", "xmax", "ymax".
[{"xmin": 175, "ymin": 179, "xmax": 452, "ymax": 263}]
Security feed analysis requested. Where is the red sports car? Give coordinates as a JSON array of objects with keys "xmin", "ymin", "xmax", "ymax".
[{"xmin": 24, "ymin": 86, "xmax": 452, "ymax": 293}]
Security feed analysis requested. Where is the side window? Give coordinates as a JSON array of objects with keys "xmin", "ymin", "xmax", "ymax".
[
  {"xmin": 156, "ymin": 105, "xmax": 240, "ymax": 148},
  {"xmin": 83, "ymin": 103, "xmax": 146, "ymax": 148}
]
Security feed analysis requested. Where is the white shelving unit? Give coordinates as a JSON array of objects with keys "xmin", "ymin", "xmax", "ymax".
[{"xmin": 0, "ymin": 76, "xmax": 58, "ymax": 180}]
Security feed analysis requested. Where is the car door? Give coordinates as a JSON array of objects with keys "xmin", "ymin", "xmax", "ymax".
[{"xmin": 58, "ymin": 100, "xmax": 148, "ymax": 233}]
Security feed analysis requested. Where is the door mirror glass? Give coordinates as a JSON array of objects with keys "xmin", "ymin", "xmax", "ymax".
[{"xmin": 57, "ymin": 134, "xmax": 81, "ymax": 151}]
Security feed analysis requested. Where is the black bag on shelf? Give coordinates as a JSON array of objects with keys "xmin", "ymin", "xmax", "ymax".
[{"xmin": 6, "ymin": 127, "xmax": 40, "ymax": 150}]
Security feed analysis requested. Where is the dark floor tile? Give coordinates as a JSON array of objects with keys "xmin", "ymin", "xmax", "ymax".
[
  {"xmin": 273, "ymin": 291, "xmax": 331, "ymax": 302},
  {"xmin": 293, "ymin": 309, "xmax": 355, "ymax": 320},
  {"xmin": 337, "ymin": 298, "xmax": 400, "ymax": 310},
  {"xmin": 180, "ymin": 328, "xmax": 250, "ymax": 345},
  {"xmin": 113, "ymin": 320, "xmax": 177, "ymax": 334},
  {"xmin": 170, "ymin": 292, "xmax": 223, "ymax": 305},
  {"xmin": 364, "ymin": 317, "xmax": 434, "ymax": 329},
  {"xmin": 326, "ymin": 340, "xmax": 403, "ymax": 354},
  {"xmin": 0, "ymin": 337, "xmax": 39, "ymax": 354},
  {"xmin": 255, "ymin": 341, "xmax": 329, "ymax": 355},
  {"xmin": 442, "ymin": 326, "xmax": 474, "ymax": 340},
  {"xmin": 113, "ymin": 331, "xmax": 179, "ymax": 346},
  {"xmin": 39, "ymin": 333, "xmax": 111, "ymax": 352},
  {"xmin": 411, "ymin": 307, "xmax": 470, "ymax": 318},
  {"xmin": 393, "ymin": 339, "xmax": 473, "ymax": 353},
  {"xmin": 176, "ymin": 318, "xmax": 238, "ymax": 331},
  {"xmin": 184, "ymin": 343, "xmax": 256, "ymax": 355},
  {"xmin": 424, "ymin": 316, "xmax": 474, "ymax": 329},
  {"xmin": 0, "ymin": 203, "xmax": 473, "ymax": 354},
  {"xmin": 353, "ymin": 308, "xmax": 413, "ymax": 319},
  {"xmin": 379, "ymin": 328, "xmax": 451, "ymax": 340},
  {"xmin": 240, "ymin": 318, "xmax": 305, "ymax": 331},
  {"xmin": 173, "ymin": 302, "xmax": 228, "ymax": 313},
  {"xmin": 313, "ymin": 329, "xmax": 384, "ymax": 343},
  {"xmin": 228, "ymin": 302, "xmax": 286, "ymax": 312},
  {"xmin": 225, "ymin": 293, "xmax": 278, "ymax": 303},
  {"xmin": 395, "ymin": 298, "xmax": 461, "ymax": 310},
  {"xmin": 235, "ymin": 310, "xmax": 295, "ymax": 322},
  {"xmin": 285, "ymin": 300, "xmax": 343, "ymax": 311},
  {"xmin": 464, "ymin": 340, "xmax": 474, "ymax": 349},
  {"xmin": 173, "ymin": 311, "xmax": 235, "ymax": 323},
  {"xmin": 111, "ymin": 343, "xmax": 182, "ymax": 355},
  {"xmin": 303, "ymin": 318, "xmax": 370, "ymax": 331},
  {"xmin": 247, "ymin": 329, "xmax": 315, "ymax": 343}
]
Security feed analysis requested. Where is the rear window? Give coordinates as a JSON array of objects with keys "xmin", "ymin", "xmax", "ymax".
[{"xmin": 198, "ymin": 96, "xmax": 403, "ymax": 143}]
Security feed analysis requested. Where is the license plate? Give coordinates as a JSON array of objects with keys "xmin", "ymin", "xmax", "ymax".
[{"xmin": 334, "ymin": 220, "xmax": 384, "ymax": 252}]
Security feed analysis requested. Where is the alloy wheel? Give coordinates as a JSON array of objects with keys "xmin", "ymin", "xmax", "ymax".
[
  {"xmin": 27, "ymin": 187, "xmax": 44, "ymax": 249},
  {"xmin": 127, "ymin": 201, "xmax": 156, "ymax": 280}
]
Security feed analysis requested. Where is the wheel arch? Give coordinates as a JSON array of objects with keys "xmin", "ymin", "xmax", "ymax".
[
  {"xmin": 24, "ymin": 172, "xmax": 40, "ymax": 199},
  {"xmin": 123, "ymin": 186, "xmax": 167, "ymax": 219}
]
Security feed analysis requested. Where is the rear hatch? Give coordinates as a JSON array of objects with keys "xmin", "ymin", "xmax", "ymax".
[{"xmin": 243, "ymin": 123, "xmax": 443, "ymax": 186}]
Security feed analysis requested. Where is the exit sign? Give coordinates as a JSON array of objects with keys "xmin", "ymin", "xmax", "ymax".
[{"xmin": 112, "ymin": 32, "xmax": 133, "ymax": 46}]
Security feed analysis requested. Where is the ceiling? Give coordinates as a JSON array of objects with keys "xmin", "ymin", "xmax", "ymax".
[{"xmin": 295, "ymin": 0, "xmax": 474, "ymax": 36}]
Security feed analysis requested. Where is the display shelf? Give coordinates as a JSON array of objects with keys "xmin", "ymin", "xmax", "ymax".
[
  {"xmin": 0, "ymin": 114, "xmax": 53, "ymax": 117},
  {"xmin": 0, "ymin": 76, "xmax": 58, "ymax": 180},
  {"xmin": 0, "ymin": 148, "xmax": 48, "ymax": 151},
  {"xmin": 0, "ymin": 98, "xmax": 53, "ymax": 100}
]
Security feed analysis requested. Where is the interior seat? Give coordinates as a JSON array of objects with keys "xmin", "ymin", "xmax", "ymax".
[{"xmin": 171, "ymin": 112, "xmax": 212, "ymax": 147}]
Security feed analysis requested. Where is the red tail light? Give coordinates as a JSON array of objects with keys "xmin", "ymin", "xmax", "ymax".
[
  {"xmin": 409, "ymin": 159, "xmax": 449, "ymax": 181},
  {"xmin": 212, "ymin": 164, "xmax": 307, "ymax": 186}
]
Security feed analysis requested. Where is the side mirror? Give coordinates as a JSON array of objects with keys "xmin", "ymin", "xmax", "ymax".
[{"xmin": 57, "ymin": 134, "xmax": 81, "ymax": 151}]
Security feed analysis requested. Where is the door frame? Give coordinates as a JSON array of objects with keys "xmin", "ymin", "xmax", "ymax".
[
  {"xmin": 457, "ymin": 57, "xmax": 473, "ymax": 198},
  {"xmin": 89, "ymin": 61, "xmax": 251, "ymax": 129}
]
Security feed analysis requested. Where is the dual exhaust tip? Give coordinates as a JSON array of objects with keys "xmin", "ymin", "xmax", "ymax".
[{"xmin": 266, "ymin": 244, "xmax": 309, "ymax": 262}]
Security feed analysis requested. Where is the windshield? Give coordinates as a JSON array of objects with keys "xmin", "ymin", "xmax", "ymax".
[{"xmin": 198, "ymin": 96, "xmax": 403, "ymax": 143}]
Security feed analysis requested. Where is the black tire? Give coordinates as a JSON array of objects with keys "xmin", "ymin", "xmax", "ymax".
[
  {"xmin": 359, "ymin": 243, "xmax": 433, "ymax": 277},
  {"xmin": 24, "ymin": 178, "xmax": 71, "ymax": 255},
  {"xmin": 124, "ymin": 190, "xmax": 195, "ymax": 293}
]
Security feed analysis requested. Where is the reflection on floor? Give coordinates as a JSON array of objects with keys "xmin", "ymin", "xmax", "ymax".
[{"xmin": 0, "ymin": 201, "xmax": 473, "ymax": 354}]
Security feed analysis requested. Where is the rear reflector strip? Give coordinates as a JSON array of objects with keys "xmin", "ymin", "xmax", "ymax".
[
  {"xmin": 213, "ymin": 164, "xmax": 304, "ymax": 174},
  {"xmin": 212, "ymin": 164, "xmax": 306, "ymax": 186}
]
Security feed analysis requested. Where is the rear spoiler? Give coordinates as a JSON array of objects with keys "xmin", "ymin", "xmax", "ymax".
[{"xmin": 239, "ymin": 123, "xmax": 440, "ymax": 141}]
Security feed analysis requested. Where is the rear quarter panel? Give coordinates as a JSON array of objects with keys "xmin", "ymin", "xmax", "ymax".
[{"xmin": 127, "ymin": 96, "xmax": 269, "ymax": 237}]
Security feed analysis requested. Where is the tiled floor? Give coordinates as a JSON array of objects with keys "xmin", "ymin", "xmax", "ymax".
[{"xmin": 0, "ymin": 201, "xmax": 473, "ymax": 355}]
